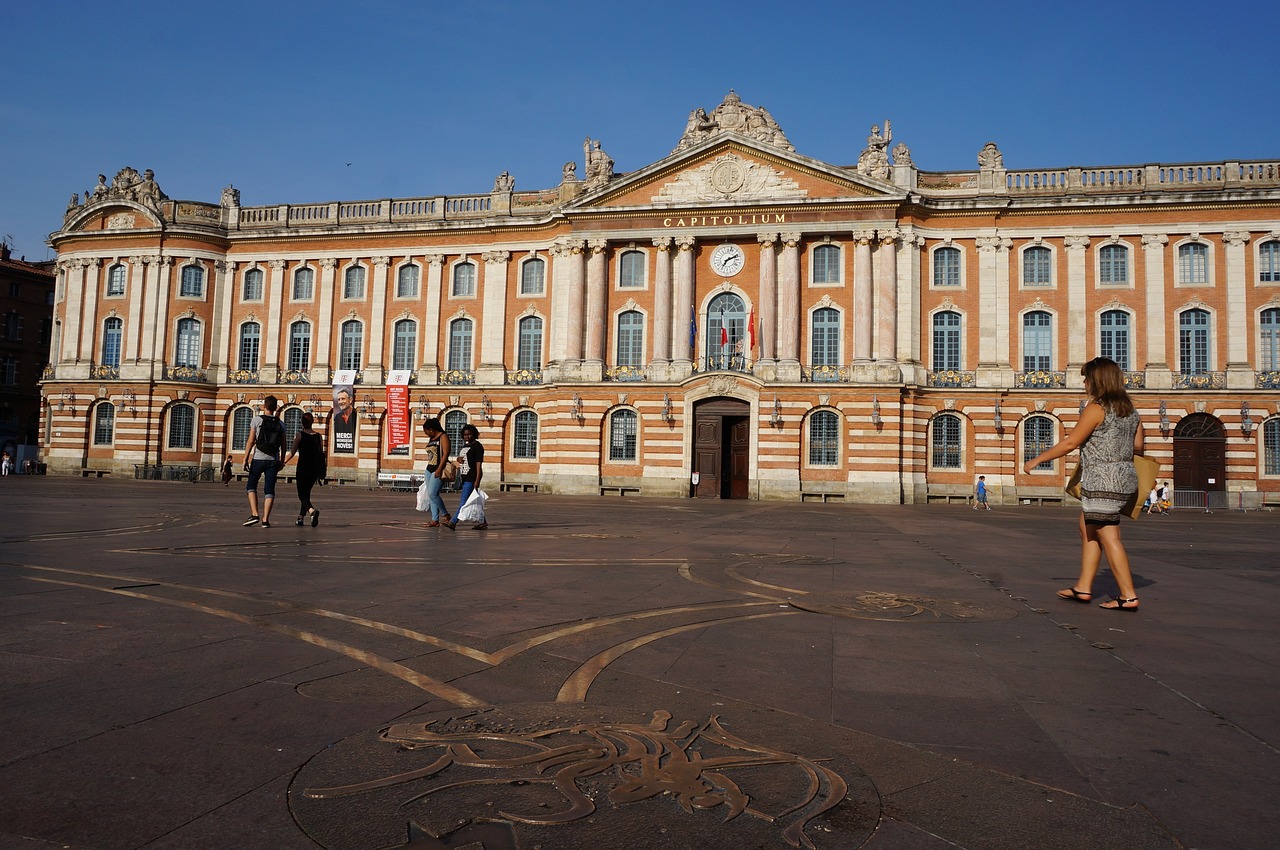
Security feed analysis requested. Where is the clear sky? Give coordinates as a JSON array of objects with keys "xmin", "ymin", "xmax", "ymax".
[{"xmin": 2, "ymin": 0, "xmax": 1276, "ymax": 262}]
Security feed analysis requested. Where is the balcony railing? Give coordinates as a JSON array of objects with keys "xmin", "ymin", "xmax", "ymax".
[
  {"xmin": 41, "ymin": 363, "xmax": 54, "ymax": 380},
  {"xmin": 927, "ymin": 370, "xmax": 976, "ymax": 388},
  {"xmin": 227, "ymin": 369, "xmax": 260, "ymax": 384},
  {"xmin": 163, "ymin": 364, "xmax": 209, "ymax": 383},
  {"xmin": 1015, "ymin": 370, "xmax": 1065, "ymax": 389},
  {"xmin": 802, "ymin": 365, "xmax": 851, "ymax": 383},
  {"xmin": 1257, "ymin": 371, "xmax": 1280, "ymax": 389},
  {"xmin": 280, "ymin": 369, "xmax": 311, "ymax": 384},
  {"xmin": 507, "ymin": 368, "xmax": 545, "ymax": 385},
  {"xmin": 605, "ymin": 365, "xmax": 647, "ymax": 382},
  {"xmin": 694, "ymin": 355, "xmax": 752, "ymax": 374},
  {"xmin": 439, "ymin": 369, "xmax": 475, "ymax": 386},
  {"xmin": 89, "ymin": 363, "xmax": 120, "ymax": 380},
  {"xmin": 1123, "ymin": 371, "xmax": 1146, "ymax": 389},
  {"xmin": 1171, "ymin": 371, "xmax": 1225, "ymax": 390}
]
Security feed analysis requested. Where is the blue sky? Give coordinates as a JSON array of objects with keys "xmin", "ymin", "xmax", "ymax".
[{"xmin": 2, "ymin": 0, "xmax": 1276, "ymax": 262}]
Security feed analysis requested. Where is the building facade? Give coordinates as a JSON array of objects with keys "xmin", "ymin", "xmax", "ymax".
[
  {"xmin": 40, "ymin": 93, "xmax": 1280, "ymax": 504},
  {"xmin": 1, "ymin": 244, "xmax": 55, "ymax": 468}
]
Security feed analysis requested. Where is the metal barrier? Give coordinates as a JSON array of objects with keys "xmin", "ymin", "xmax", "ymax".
[{"xmin": 1171, "ymin": 490, "xmax": 1231, "ymax": 512}]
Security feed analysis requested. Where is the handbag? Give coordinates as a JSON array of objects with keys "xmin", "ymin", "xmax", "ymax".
[{"xmin": 440, "ymin": 460, "xmax": 458, "ymax": 482}]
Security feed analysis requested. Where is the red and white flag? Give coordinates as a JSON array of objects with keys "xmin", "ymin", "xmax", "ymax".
[
  {"xmin": 748, "ymin": 307, "xmax": 756, "ymax": 353},
  {"xmin": 720, "ymin": 325, "xmax": 729, "ymax": 347}
]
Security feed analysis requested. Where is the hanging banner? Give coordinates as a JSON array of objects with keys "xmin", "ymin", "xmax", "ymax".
[
  {"xmin": 331, "ymin": 371, "xmax": 357, "ymax": 454},
  {"xmin": 386, "ymin": 370, "xmax": 411, "ymax": 456}
]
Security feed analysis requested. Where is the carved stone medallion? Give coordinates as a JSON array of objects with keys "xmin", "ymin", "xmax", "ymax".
[{"xmin": 710, "ymin": 159, "xmax": 747, "ymax": 194}]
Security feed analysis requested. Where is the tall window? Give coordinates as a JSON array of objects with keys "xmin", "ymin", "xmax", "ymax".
[
  {"xmin": 293, "ymin": 267, "xmax": 314, "ymax": 300},
  {"xmin": 175, "ymin": 318, "xmax": 201, "ymax": 367},
  {"xmin": 608, "ymin": 409, "xmax": 638, "ymax": 461},
  {"xmin": 933, "ymin": 246, "xmax": 961, "ymax": 287},
  {"xmin": 93, "ymin": 402, "xmax": 115, "ymax": 445},
  {"xmin": 448, "ymin": 319, "xmax": 473, "ymax": 371},
  {"xmin": 1178, "ymin": 243, "xmax": 1208, "ymax": 284},
  {"xmin": 452, "ymin": 262, "xmax": 476, "ymax": 297},
  {"xmin": 107, "ymin": 263, "xmax": 126, "ymax": 296},
  {"xmin": 706, "ymin": 292, "xmax": 745, "ymax": 365},
  {"xmin": 812, "ymin": 244, "xmax": 841, "ymax": 284},
  {"xmin": 282, "ymin": 407, "xmax": 303, "ymax": 447},
  {"xmin": 180, "ymin": 264, "xmax": 204, "ymax": 297},
  {"xmin": 1260, "ymin": 241, "xmax": 1280, "ymax": 283},
  {"xmin": 288, "ymin": 321, "xmax": 311, "ymax": 371},
  {"xmin": 167, "ymin": 403, "xmax": 195, "ymax": 449},
  {"xmin": 616, "ymin": 311, "xmax": 643, "ymax": 367},
  {"xmin": 1178, "ymin": 309, "xmax": 1210, "ymax": 373},
  {"xmin": 1023, "ymin": 246, "xmax": 1052, "ymax": 286},
  {"xmin": 102, "ymin": 317, "xmax": 123, "ymax": 367},
  {"xmin": 339, "ymin": 320, "xmax": 363, "ymax": 370},
  {"xmin": 1022, "ymin": 311, "xmax": 1052, "ymax": 371},
  {"xmin": 811, "ymin": 307, "xmax": 840, "ymax": 366},
  {"xmin": 1099, "ymin": 310, "xmax": 1131, "ymax": 370},
  {"xmin": 392, "ymin": 320, "xmax": 417, "ymax": 371},
  {"xmin": 1265, "ymin": 419, "xmax": 1280, "ymax": 476},
  {"xmin": 344, "ymin": 265, "xmax": 365, "ymax": 299},
  {"xmin": 932, "ymin": 311, "xmax": 961, "ymax": 371},
  {"xmin": 231, "ymin": 407, "xmax": 253, "ymax": 451},
  {"xmin": 1261, "ymin": 308, "xmax": 1280, "ymax": 371},
  {"xmin": 397, "ymin": 264, "xmax": 420, "ymax": 298},
  {"xmin": 931, "ymin": 413, "xmax": 962, "ymax": 469},
  {"xmin": 520, "ymin": 257, "xmax": 546, "ymax": 295},
  {"xmin": 242, "ymin": 268, "xmax": 264, "ymax": 301},
  {"xmin": 808, "ymin": 410, "xmax": 839, "ymax": 466},
  {"xmin": 513, "ymin": 410, "xmax": 538, "ymax": 459},
  {"xmin": 238, "ymin": 322, "xmax": 261, "ymax": 371},
  {"xmin": 1099, "ymin": 244, "xmax": 1128, "ymax": 285},
  {"xmin": 1023, "ymin": 415, "xmax": 1055, "ymax": 470},
  {"xmin": 618, "ymin": 251, "xmax": 644, "ymax": 288},
  {"xmin": 444, "ymin": 410, "xmax": 467, "ymax": 453},
  {"xmin": 517, "ymin": 316, "xmax": 543, "ymax": 370}
]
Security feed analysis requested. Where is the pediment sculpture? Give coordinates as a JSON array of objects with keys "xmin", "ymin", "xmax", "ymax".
[
  {"xmin": 75, "ymin": 166, "xmax": 169, "ymax": 213},
  {"xmin": 672, "ymin": 90, "xmax": 795, "ymax": 154},
  {"xmin": 652, "ymin": 153, "xmax": 807, "ymax": 204}
]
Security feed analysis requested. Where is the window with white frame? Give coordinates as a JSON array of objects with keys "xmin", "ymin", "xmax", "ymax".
[
  {"xmin": 1023, "ymin": 246, "xmax": 1052, "ymax": 286},
  {"xmin": 1023, "ymin": 415, "xmax": 1055, "ymax": 470},
  {"xmin": 452, "ymin": 262, "xmax": 476, "ymax": 297},
  {"xmin": 1022, "ymin": 311, "xmax": 1052, "ymax": 371},
  {"xmin": 339, "ymin": 320, "xmax": 363, "ymax": 370},
  {"xmin": 1261, "ymin": 308, "xmax": 1280, "ymax": 371},
  {"xmin": 517, "ymin": 316, "xmax": 542, "ymax": 370},
  {"xmin": 931, "ymin": 413, "xmax": 962, "ymax": 469},
  {"xmin": 282, "ymin": 407, "xmax": 303, "ymax": 447},
  {"xmin": 812, "ymin": 244, "xmax": 841, "ymax": 284},
  {"xmin": 513, "ymin": 410, "xmax": 538, "ymax": 459},
  {"xmin": 618, "ymin": 251, "xmax": 645, "ymax": 288},
  {"xmin": 1178, "ymin": 309, "xmax": 1211, "ymax": 373},
  {"xmin": 933, "ymin": 246, "xmax": 961, "ymax": 287},
  {"xmin": 616, "ymin": 311, "xmax": 643, "ymax": 367},
  {"xmin": 107, "ymin": 263, "xmax": 126, "ymax": 296},
  {"xmin": 343, "ymin": 265, "xmax": 365, "ymax": 299},
  {"xmin": 397, "ymin": 264, "xmax": 420, "ymax": 298},
  {"xmin": 1099, "ymin": 244, "xmax": 1128, "ymax": 285},
  {"xmin": 231, "ymin": 406, "xmax": 253, "ymax": 451},
  {"xmin": 293, "ymin": 267, "xmax": 314, "ymax": 300},
  {"xmin": 243, "ymin": 268, "xmax": 264, "ymax": 301},
  {"xmin": 520, "ymin": 257, "xmax": 545, "ymax": 295},
  {"xmin": 288, "ymin": 321, "xmax": 311, "ymax": 371},
  {"xmin": 93, "ymin": 402, "xmax": 115, "ymax": 445},
  {"xmin": 392, "ymin": 319, "xmax": 417, "ymax": 371},
  {"xmin": 102, "ymin": 317, "xmax": 123, "ymax": 367},
  {"xmin": 167, "ymin": 403, "xmax": 195, "ymax": 449},
  {"xmin": 1178, "ymin": 242, "xmax": 1208, "ymax": 284},
  {"xmin": 811, "ymin": 307, "xmax": 840, "ymax": 366},
  {"xmin": 932, "ymin": 311, "xmax": 961, "ymax": 371},
  {"xmin": 1260, "ymin": 240, "xmax": 1280, "ymax": 283},
  {"xmin": 448, "ymin": 319, "xmax": 473, "ymax": 371},
  {"xmin": 180, "ymin": 264, "xmax": 204, "ymax": 297},
  {"xmin": 238, "ymin": 322, "xmax": 261, "ymax": 371},
  {"xmin": 808, "ymin": 410, "xmax": 839, "ymax": 466},
  {"xmin": 175, "ymin": 318, "xmax": 201, "ymax": 367},
  {"xmin": 1099, "ymin": 309, "xmax": 1131, "ymax": 370},
  {"xmin": 608, "ymin": 409, "xmax": 638, "ymax": 461},
  {"xmin": 1265, "ymin": 419, "xmax": 1280, "ymax": 476}
]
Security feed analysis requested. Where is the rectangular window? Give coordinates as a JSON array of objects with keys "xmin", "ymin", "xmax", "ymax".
[
  {"xmin": 397, "ymin": 264, "xmax": 420, "ymax": 298},
  {"xmin": 93, "ymin": 404, "xmax": 115, "ymax": 445},
  {"xmin": 1099, "ymin": 245, "xmax": 1128, "ymax": 285},
  {"xmin": 1179, "ymin": 243, "xmax": 1208, "ymax": 284},
  {"xmin": 448, "ymin": 321, "xmax": 473, "ymax": 371},
  {"xmin": 393, "ymin": 321, "xmax": 416, "ymax": 370},
  {"xmin": 616, "ymin": 313, "xmax": 643, "ymax": 367},
  {"xmin": 1179, "ymin": 311, "xmax": 1210, "ymax": 373},
  {"xmin": 1023, "ymin": 247, "xmax": 1052, "ymax": 285},
  {"xmin": 289, "ymin": 324, "xmax": 311, "ymax": 371},
  {"xmin": 932, "ymin": 313, "xmax": 961, "ymax": 371},
  {"xmin": 1099, "ymin": 312, "xmax": 1130, "ymax": 371},
  {"xmin": 521, "ymin": 259, "xmax": 546, "ymax": 295},
  {"xmin": 931, "ymin": 415, "xmax": 962, "ymax": 469},
  {"xmin": 513, "ymin": 412, "xmax": 538, "ymax": 459},
  {"xmin": 1022, "ymin": 312, "xmax": 1052, "ymax": 371},
  {"xmin": 808, "ymin": 411, "xmax": 839, "ymax": 465},
  {"xmin": 609, "ymin": 411, "xmax": 638, "ymax": 461}
]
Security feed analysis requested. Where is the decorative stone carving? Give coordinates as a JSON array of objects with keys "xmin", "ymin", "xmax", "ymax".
[
  {"xmin": 65, "ymin": 193, "xmax": 81, "ymax": 217},
  {"xmin": 891, "ymin": 142, "xmax": 913, "ymax": 166},
  {"xmin": 856, "ymin": 121, "xmax": 892, "ymax": 180},
  {"xmin": 708, "ymin": 375, "xmax": 738, "ymax": 394},
  {"xmin": 86, "ymin": 166, "xmax": 169, "ymax": 211},
  {"xmin": 492, "ymin": 171, "xmax": 515, "ymax": 193},
  {"xmin": 672, "ymin": 90, "xmax": 794, "ymax": 154},
  {"xmin": 1142, "ymin": 234, "xmax": 1169, "ymax": 249},
  {"xmin": 221, "ymin": 185, "xmax": 241, "ymax": 207},
  {"xmin": 561, "ymin": 162, "xmax": 578, "ymax": 183},
  {"xmin": 1064, "ymin": 235, "xmax": 1091, "ymax": 250},
  {"xmin": 107, "ymin": 213, "xmax": 136, "ymax": 230},
  {"xmin": 977, "ymin": 143, "xmax": 1004, "ymax": 170},
  {"xmin": 583, "ymin": 138, "xmax": 614, "ymax": 188},
  {"xmin": 1035, "ymin": 400, "xmax": 1046, "ymax": 411},
  {"xmin": 653, "ymin": 153, "xmax": 806, "ymax": 204},
  {"xmin": 1223, "ymin": 231, "xmax": 1251, "ymax": 246}
]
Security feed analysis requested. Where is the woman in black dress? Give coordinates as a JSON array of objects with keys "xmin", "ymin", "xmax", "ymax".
[{"xmin": 283, "ymin": 412, "xmax": 326, "ymax": 527}]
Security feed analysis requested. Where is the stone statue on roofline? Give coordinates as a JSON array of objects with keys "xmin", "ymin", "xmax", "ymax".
[
  {"xmin": 856, "ymin": 121, "xmax": 893, "ymax": 181},
  {"xmin": 492, "ymin": 171, "xmax": 515, "ymax": 193},
  {"xmin": 583, "ymin": 137, "xmax": 614, "ymax": 188},
  {"xmin": 85, "ymin": 167, "xmax": 169, "ymax": 211},
  {"xmin": 221, "ymin": 185, "xmax": 241, "ymax": 208},
  {"xmin": 672, "ymin": 90, "xmax": 795, "ymax": 154},
  {"xmin": 978, "ymin": 142, "xmax": 1004, "ymax": 170}
]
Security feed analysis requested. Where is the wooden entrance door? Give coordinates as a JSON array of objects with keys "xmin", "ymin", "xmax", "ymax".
[
  {"xmin": 728, "ymin": 417, "xmax": 750, "ymax": 499},
  {"xmin": 692, "ymin": 397, "xmax": 752, "ymax": 499},
  {"xmin": 694, "ymin": 416, "xmax": 722, "ymax": 498},
  {"xmin": 1172, "ymin": 413, "xmax": 1226, "ymax": 491}
]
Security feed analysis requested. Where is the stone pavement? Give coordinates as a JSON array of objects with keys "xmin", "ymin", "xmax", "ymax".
[{"xmin": 0, "ymin": 477, "xmax": 1276, "ymax": 850}]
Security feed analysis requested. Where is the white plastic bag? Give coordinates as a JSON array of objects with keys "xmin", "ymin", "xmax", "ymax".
[
  {"xmin": 415, "ymin": 480, "xmax": 430, "ymax": 512},
  {"xmin": 456, "ymin": 489, "xmax": 487, "ymax": 523}
]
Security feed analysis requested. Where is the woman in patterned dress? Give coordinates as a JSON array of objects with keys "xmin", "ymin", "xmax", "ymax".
[{"xmin": 1024, "ymin": 357, "xmax": 1145, "ymax": 611}]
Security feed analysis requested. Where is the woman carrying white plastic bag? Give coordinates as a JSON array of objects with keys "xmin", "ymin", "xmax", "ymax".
[
  {"xmin": 456, "ymin": 488, "xmax": 487, "ymax": 523},
  {"xmin": 443, "ymin": 423, "xmax": 488, "ymax": 530}
]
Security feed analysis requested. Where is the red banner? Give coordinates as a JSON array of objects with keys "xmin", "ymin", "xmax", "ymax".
[{"xmin": 386, "ymin": 376, "xmax": 410, "ymax": 455}]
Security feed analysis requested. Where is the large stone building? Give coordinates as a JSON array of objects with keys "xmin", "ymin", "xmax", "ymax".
[
  {"xmin": 40, "ymin": 92, "xmax": 1280, "ymax": 504},
  {"xmin": 1, "ymin": 244, "xmax": 55, "ymax": 468}
]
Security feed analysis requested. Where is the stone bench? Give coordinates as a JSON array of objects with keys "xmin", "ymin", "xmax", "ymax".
[
  {"xmin": 80, "ymin": 469, "xmax": 111, "ymax": 478},
  {"xmin": 927, "ymin": 486, "xmax": 972, "ymax": 504},
  {"xmin": 800, "ymin": 491, "xmax": 845, "ymax": 503},
  {"xmin": 499, "ymin": 481, "xmax": 539, "ymax": 493},
  {"xmin": 599, "ymin": 485, "xmax": 641, "ymax": 496}
]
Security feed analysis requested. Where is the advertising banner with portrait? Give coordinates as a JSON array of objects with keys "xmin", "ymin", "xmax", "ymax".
[
  {"xmin": 385, "ymin": 370, "xmax": 411, "ymax": 456},
  {"xmin": 331, "ymin": 371, "xmax": 357, "ymax": 454}
]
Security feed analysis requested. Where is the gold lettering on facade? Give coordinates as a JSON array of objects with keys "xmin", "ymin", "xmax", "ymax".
[{"xmin": 660, "ymin": 213, "xmax": 786, "ymax": 229}]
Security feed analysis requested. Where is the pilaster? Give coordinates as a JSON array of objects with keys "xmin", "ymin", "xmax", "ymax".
[
  {"xmin": 1223, "ymin": 231, "xmax": 1252, "ymax": 388},
  {"xmin": 852, "ymin": 230, "xmax": 875, "ymax": 367},
  {"xmin": 1141, "ymin": 234, "xmax": 1171, "ymax": 388},
  {"xmin": 420, "ymin": 254, "xmax": 444, "ymax": 384},
  {"xmin": 652, "ymin": 237, "xmax": 673, "ymax": 363},
  {"xmin": 1065, "ymin": 236, "xmax": 1091, "ymax": 379},
  {"xmin": 776, "ymin": 232, "xmax": 801, "ymax": 379},
  {"xmin": 366, "ymin": 256, "xmax": 391, "ymax": 384},
  {"xmin": 673, "ymin": 236, "xmax": 696, "ymax": 370},
  {"xmin": 209, "ymin": 260, "xmax": 237, "ymax": 383},
  {"xmin": 477, "ymin": 250, "xmax": 511, "ymax": 384},
  {"xmin": 263, "ymin": 259, "xmax": 287, "ymax": 382},
  {"xmin": 62, "ymin": 260, "xmax": 86, "ymax": 364},
  {"xmin": 876, "ymin": 229, "xmax": 901, "ymax": 379},
  {"xmin": 124, "ymin": 258, "xmax": 146, "ymax": 363},
  {"xmin": 756, "ymin": 232, "xmax": 778, "ymax": 368},
  {"xmin": 314, "ymin": 258, "xmax": 338, "ymax": 379},
  {"xmin": 584, "ymin": 239, "xmax": 608, "ymax": 366}
]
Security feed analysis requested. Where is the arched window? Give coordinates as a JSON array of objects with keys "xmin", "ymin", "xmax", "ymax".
[
  {"xmin": 1260, "ymin": 240, "xmax": 1280, "ymax": 283},
  {"xmin": 706, "ymin": 292, "xmax": 746, "ymax": 367},
  {"xmin": 293, "ymin": 267, "xmax": 314, "ymax": 300},
  {"xmin": 520, "ymin": 257, "xmax": 546, "ymax": 295},
  {"xmin": 168, "ymin": 403, "xmax": 195, "ymax": 449},
  {"xmin": 932, "ymin": 311, "xmax": 961, "ymax": 371},
  {"xmin": 1261, "ymin": 308, "xmax": 1280, "ymax": 372},
  {"xmin": 242, "ymin": 268, "xmax": 264, "ymax": 301},
  {"xmin": 288, "ymin": 321, "xmax": 311, "ymax": 371},
  {"xmin": 180, "ymin": 264, "xmax": 204, "ymax": 297},
  {"xmin": 238, "ymin": 322, "xmax": 261, "ymax": 371},
  {"xmin": 448, "ymin": 319, "xmax": 473, "ymax": 371},
  {"xmin": 517, "ymin": 316, "xmax": 542, "ymax": 370},
  {"xmin": 101, "ymin": 317, "xmax": 123, "ymax": 367},
  {"xmin": 811, "ymin": 307, "xmax": 840, "ymax": 366},
  {"xmin": 106, "ymin": 263, "xmax": 126, "ymax": 296},
  {"xmin": 1264, "ymin": 419, "xmax": 1280, "ymax": 476},
  {"xmin": 616, "ymin": 311, "xmax": 643, "ymax": 367},
  {"xmin": 444, "ymin": 410, "xmax": 468, "ymax": 453},
  {"xmin": 513, "ymin": 410, "xmax": 538, "ymax": 459},
  {"xmin": 392, "ymin": 319, "xmax": 417, "ymax": 371},
  {"xmin": 608, "ymin": 409, "xmax": 638, "ymax": 461},
  {"xmin": 1178, "ymin": 243, "xmax": 1208, "ymax": 284},
  {"xmin": 1100, "ymin": 310, "xmax": 1131, "ymax": 370},
  {"xmin": 175, "ymin": 318, "xmax": 201, "ymax": 367},
  {"xmin": 231, "ymin": 407, "xmax": 254, "ymax": 451},
  {"xmin": 1023, "ymin": 246, "xmax": 1052, "ymax": 286},
  {"xmin": 1022, "ymin": 311, "xmax": 1052, "ymax": 371},
  {"xmin": 933, "ymin": 246, "xmax": 961, "ymax": 287},
  {"xmin": 339, "ymin": 320, "xmax": 363, "ymax": 370},
  {"xmin": 397, "ymin": 263, "xmax": 420, "ymax": 298},
  {"xmin": 344, "ymin": 265, "xmax": 366, "ymax": 299},
  {"xmin": 812, "ymin": 244, "xmax": 841, "ymax": 284},
  {"xmin": 93, "ymin": 402, "xmax": 115, "ymax": 445},
  {"xmin": 1178, "ymin": 309, "xmax": 1211, "ymax": 373},
  {"xmin": 618, "ymin": 251, "xmax": 645, "ymax": 288},
  {"xmin": 931, "ymin": 413, "xmax": 962, "ymax": 469},
  {"xmin": 282, "ymin": 407, "xmax": 303, "ymax": 447},
  {"xmin": 452, "ymin": 262, "xmax": 476, "ymax": 297},
  {"xmin": 808, "ymin": 410, "xmax": 839, "ymax": 466},
  {"xmin": 1099, "ymin": 244, "xmax": 1128, "ymax": 285},
  {"xmin": 1023, "ymin": 415, "xmax": 1055, "ymax": 470}
]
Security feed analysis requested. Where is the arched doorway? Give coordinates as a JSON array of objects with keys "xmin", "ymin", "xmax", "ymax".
[
  {"xmin": 1173, "ymin": 413, "xmax": 1226, "ymax": 492},
  {"xmin": 692, "ymin": 396, "xmax": 750, "ymax": 499}
]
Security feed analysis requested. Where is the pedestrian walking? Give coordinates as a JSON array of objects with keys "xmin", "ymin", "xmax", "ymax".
[
  {"xmin": 242, "ymin": 395, "xmax": 285, "ymax": 528},
  {"xmin": 282, "ymin": 411, "xmax": 325, "ymax": 527},
  {"xmin": 974, "ymin": 475, "xmax": 991, "ymax": 510},
  {"xmin": 443, "ymin": 423, "xmax": 486, "ymax": 530},
  {"xmin": 221, "ymin": 455, "xmax": 234, "ymax": 486},
  {"xmin": 419, "ymin": 418, "xmax": 452, "ymax": 528}
]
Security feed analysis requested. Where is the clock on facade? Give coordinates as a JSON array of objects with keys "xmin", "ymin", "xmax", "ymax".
[{"xmin": 710, "ymin": 243, "xmax": 744, "ymax": 277}]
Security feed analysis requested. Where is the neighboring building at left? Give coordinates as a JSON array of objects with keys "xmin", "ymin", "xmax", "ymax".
[{"xmin": 0, "ymin": 243, "xmax": 55, "ymax": 470}]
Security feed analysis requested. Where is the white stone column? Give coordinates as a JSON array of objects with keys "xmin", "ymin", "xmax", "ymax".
[
  {"xmin": 757, "ymin": 232, "xmax": 778, "ymax": 363},
  {"xmin": 994, "ymin": 237, "xmax": 1012, "ymax": 370},
  {"xmin": 149, "ymin": 257, "xmax": 174, "ymax": 377},
  {"xmin": 264, "ymin": 259, "xmax": 287, "ymax": 380},
  {"xmin": 852, "ymin": 230, "xmax": 875, "ymax": 366},
  {"xmin": 672, "ymin": 236, "xmax": 696, "ymax": 367},
  {"xmin": 1141, "ymin": 235, "xmax": 1169, "ymax": 387},
  {"xmin": 1224, "ymin": 231, "xmax": 1252, "ymax": 388},
  {"xmin": 421, "ymin": 254, "xmax": 444, "ymax": 383},
  {"xmin": 366, "ymin": 256, "xmax": 391, "ymax": 383},
  {"xmin": 64, "ymin": 260, "xmax": 86, "ymax": 364},
  {"xmin": 563, "ymin": 240, "xmax": 587, "ymax": 364},
  {"xmin": 777, "ymin": 232, "xmax": 801, "ymax": 379},
  {"xmin": 124, "ymin": 257, "xmax": 146, "ymax": 362},
  {"xmin": 897, "ymin": 232, "xmax": 925, "ymax": 377},
  {"xmin": 477, "ymin": 250, "xmax": 510, "ymax": 384},
  {"xmin": 315, "ymin": 258, "xmax": 338, "ymax": 378},
  {"xmin": 876, "ymin": 229, "xmax": 900, "ymax": 365},
  {"xmin": 209, "ymin": 260, "xmax": 237, "ymax": 382},
  {"xmin": 584, "ymin": 239, "xmax": 608, "ymax": 365},
  {"xmin": 975, "ymin": 237, "xmax": 1000, "ymax": 367},
  {"xmin": 652, "ymin": 237, "xmax": 672, "ymax": 363},
  {"xmin": 137, "ymin": 257, "xmax": 162, "ymax": 371},
  {"xmin": 1064, "ymin": 236, "xmax": 1091, "ymax": 382}
]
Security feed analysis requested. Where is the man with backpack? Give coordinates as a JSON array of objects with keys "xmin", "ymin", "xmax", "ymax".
[{"xmin": 243, "ymin": 395, "xmax": 284, "ymax": 528}]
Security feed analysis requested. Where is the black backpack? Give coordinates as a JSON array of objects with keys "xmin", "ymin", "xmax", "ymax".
[{"xmin": 256, "ymin": 416, "xmax": 283, "ymax": 455}]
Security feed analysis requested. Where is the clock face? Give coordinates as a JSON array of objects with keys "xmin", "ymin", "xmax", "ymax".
[{"xmin": 710, "ymin": 244, "xmax": 744, "ymax": 277}]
